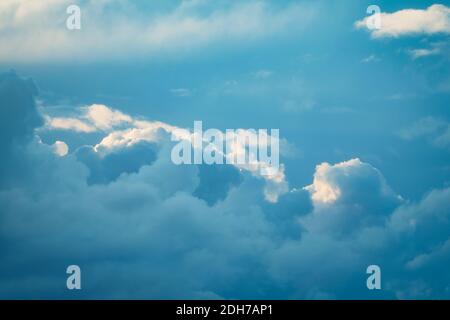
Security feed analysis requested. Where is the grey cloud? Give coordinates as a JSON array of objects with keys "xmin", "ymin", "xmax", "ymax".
[{"xmin": 1, "ymin": 72, "xmax": 450, "ymax": 299}]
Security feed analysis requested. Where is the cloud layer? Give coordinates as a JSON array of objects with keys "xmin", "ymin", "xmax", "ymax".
[
  {"xmin": 1, "ymin": 72, "xmax": 450, "ymax": 299},
  {"xmin": 0, "ymin": 0, "xmax": 315, "ymax": 63}
]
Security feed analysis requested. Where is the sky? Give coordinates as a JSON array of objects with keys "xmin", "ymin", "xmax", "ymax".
[{"xmin": 0, "ymin": 0, "xmax": 449, "ymax": 299}]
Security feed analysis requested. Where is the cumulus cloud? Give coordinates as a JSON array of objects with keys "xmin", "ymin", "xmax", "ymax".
[
  {"xmin": 2, "ymin": 72, "xmax": 450, "ymax": 299},
  {"xmin": 355, "ymin": 4, "xmax": 450, "ymax": 38},
  {"xmin": 0, "ymin": 0, "xmax": 315, "ymax": 63},
  {"xmin": 302, "ymin": 158, "xmax": 402, "ymax": 237},
  {"xmin": 44, "ymin": 104, "xmax": 289, "ymax": 202},
  {"xmin": 270, "ymin": 161, "xmax": 450, "ymax": 299}
]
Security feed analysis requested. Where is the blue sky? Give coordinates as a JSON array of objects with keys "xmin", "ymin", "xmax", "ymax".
[{"xmin": 0, "ymin": 0, "xmax": 449, "ymax": 299}]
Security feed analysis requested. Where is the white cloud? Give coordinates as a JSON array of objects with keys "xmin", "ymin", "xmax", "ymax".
[
  {"xmin": 85, "ymin": 104, "xmax": 132, "ymax": 130},
  {"xmin": 93, "ymin": 120, "xmax": 179, "ymax": 151},
  {"xmin": 300, "ymin": 158, "xmax": 403, "ymax": 238},
  {"xmin": 45, "ymin": 104, "xmax": 132, "ymax": 132},
  {"xmin": 97, "ymin": 122, "xmax": 289, "ymax": 202},
  {"xmin": 43, "ymin": 104, "xmax": 289, "ymax": 202},
  {"xmin": 304, "ymin": 158, "xmax": 362, "ymax": 205},
  {"xmin": 355, "ymin": 4, "xmax": 450, "ymax": 38},
  {"xmin": 45, "ymin": 115, "xmax": 97, "ymax": 133},
  {"xmin": 0, "ymin": 0, "xmax": 314, "ymax": 63}
]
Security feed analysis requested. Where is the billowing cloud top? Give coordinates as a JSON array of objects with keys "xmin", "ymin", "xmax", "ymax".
[{"xmin": 43, "ymin": 102, "xmax": 288, "ymax": 202}]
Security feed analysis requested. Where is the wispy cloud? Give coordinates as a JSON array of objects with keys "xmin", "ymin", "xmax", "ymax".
[
  {"xmin": 170, "ymin": 88, "xmax": 192, "ymax": 97},
  {"xmin": 408, "ymin": 47, "xmax": 441, "ymax": 59},
  {"xmin": 407, "ymin": 42, "xmax": 447, "ymax": 59},
  {"xmin": 361, "ymin": 54, "xmax": 380, "ymax": 63},
  {"xmin": 398, "ymin": 116, "xmax": 450, "ymax": 150},
  {"xmin": 253, "ymin": 69, "xmax": 273, "ymax": 79},
  {"xmin": 0, "ymin": 0, "xmax": 316, "ymax": 63}
]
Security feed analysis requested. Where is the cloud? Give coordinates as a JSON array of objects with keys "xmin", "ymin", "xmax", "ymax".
[
  {"xmin": 269, "ymin": 160, "xmax": 450, "ymax": 299},
  {"xmin": 45, "ymin": 115, "xmax": 97, "ymax": 132},
  {"xmin": 0, "ymin": 70, "xmax": 42, "ymax": 148},
  {"xmin": 407, "ymin": 42, "xmax": 448, "ymax": 59},
  {"xmin": 45, "ymin": 104, "xmax": 133, "ymax": 133},
  {"xmin": 85, "ymin": 104, "xmax": 132, "ymax": 130},
  {"xmin": 434, "ymin": 127, "xmax": 450, "ymax": 149},
  {"xmin": 193, "ymin": 164, "xmax": 242, "ymax": 206},
  {"xmin": 0, "ymin": 0, "xmax": 315, "ymax": 63},
  {"xmin": 355, "ymin": 4, "xmax": 450, "ymax": 38},
  {"xmin": 75, "ymin": 141, "xmax": 158, "ymax": 185},
  {"xmin": 361, "ymin": 54, "xmax": 380, "ymax": 63},
  {"xmin": 2, "ymin": 71, "xmax": 450, "ymax": 299},
  {"xmin": 43, "ymin": 102, "xmax": 288, "ymax": 202},
  {"xmin": 304, "ymin": 158, "xmax": 400, "ymax": 206},
  {"xmin": 253, "ymin": 70, "xmax": 273, "ymax": 79},
  {"xmin": 399, "ymin": 117, "xmax": 450, "ymax": 150},
  {"xmin": 0, "ymin": 70, "xmax": 43, "ymax": 187},
  {"xmin": 302, "ymin": 158, "xmax": 402, "ymax": 237},
  {"xmin": 398, "ymin": 117, "xmax": 446, "ymax": 140},
  {"xmin": 170, "ymin": 88, "xmax": 192, "ymax": 97},
  {"xmin": 408, "ymin": 47, "xmax": 441, "ymax": 59}
]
